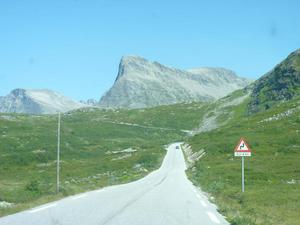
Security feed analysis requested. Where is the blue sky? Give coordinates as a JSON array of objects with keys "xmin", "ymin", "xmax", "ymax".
[{"xmin": 1, "ymin": 0, "xmax": 300, "ymax": 101}]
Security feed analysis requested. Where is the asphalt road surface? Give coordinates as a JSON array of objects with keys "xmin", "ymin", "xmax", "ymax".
[{"xmin": 0, "ymin": 143, "xmax": 229, "ymax": 225}]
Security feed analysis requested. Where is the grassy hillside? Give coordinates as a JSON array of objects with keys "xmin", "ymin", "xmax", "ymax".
[
  {"xmin": 186, "ymin": 93, "xmax": 300, "ymax": 225},
  {"xmin": 0, "ymin": 108, "xmax": 189, "ymax": 216},
  {"xmin": 90, "ymin": 102, "xmax": 208, "ymax": 131},
  {"xmin": 249, "ymin": 49, "xmax": 300, "ymax": 114}
]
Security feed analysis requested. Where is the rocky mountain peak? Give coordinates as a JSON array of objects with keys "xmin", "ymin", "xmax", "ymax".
[
  {"xmin": 120, "ymin": 55, "xmax": 149, "ymax": 64},
  {"xmin": 115, "ymin": 56, "xmax": 149, "ymax": 81},
  {"xmin": 11, "ymin": 88, "xmax": 27, "ymax": 98},
  {"xmin": 99, "ymin": 55, "xmax": 252, "ymax": 108}
]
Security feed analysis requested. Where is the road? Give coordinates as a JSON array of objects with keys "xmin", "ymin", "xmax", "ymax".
[{"xmin": 0, "ymin": 143, "xmax": 229, "ymax": 225}]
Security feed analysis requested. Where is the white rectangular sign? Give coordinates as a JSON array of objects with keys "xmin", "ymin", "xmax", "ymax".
[{"xmin": 234, "ymin": 152, "xmax": 251, "ymax": 157}]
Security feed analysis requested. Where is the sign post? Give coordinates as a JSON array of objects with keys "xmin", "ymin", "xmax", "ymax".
[
  {"xmin": 57, "ymin": 112, "xmax": 61, "ymax": 193},
  {"xmin": 234, "ymin": 138, "xmax": 251, "ymax": 193},
  {"xmin": 242, "ymin": 156, "xmax": 244, "ymax": 192}
]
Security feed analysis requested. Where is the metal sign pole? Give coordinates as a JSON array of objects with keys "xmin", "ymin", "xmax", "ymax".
[
  {"xmin": 57, "ymin": 112, "xmax": 61, "ymax": 193},
  {"xmin": 242, "ymin": 156, "xmax": 245, "ymax": 193},
  {"xmin": 235, "ymin": 138, "xmax": 251, "ymax": 193}
]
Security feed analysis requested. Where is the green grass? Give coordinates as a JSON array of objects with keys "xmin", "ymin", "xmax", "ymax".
[
  {"xmin": 94, "ymin": 102, "xmax": 208, "ymax": 131},
  {"xmin": 186, "ymin": 95, "xmax": 300, "ymax": 225}
]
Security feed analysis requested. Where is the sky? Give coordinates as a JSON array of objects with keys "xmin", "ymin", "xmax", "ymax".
[{"xmin": 0, "ymin": 0, "xmax": 300, "ymax": 101}]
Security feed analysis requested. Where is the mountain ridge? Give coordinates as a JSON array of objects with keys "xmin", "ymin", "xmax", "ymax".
[
  {"xmin": 248, "ymin": 48, "xmax": 300, "ymax": 113},
  {"xmin": 0, "ymin": 88, "xmax": 86, "ymax": 114},
  {"xmin": 99, "ymin": 55, "xmax": 252, "ymax": 108}
]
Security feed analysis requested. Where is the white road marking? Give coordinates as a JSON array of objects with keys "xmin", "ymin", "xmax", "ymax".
[
  {"xmin": 206, "ymin": 211, "xmax": 221, "ymax": 224},
  {"xmin": 201, "ymin": 200, "xmax": 208, "ymax": 207},
  {"xmin": 71, "ymin": 194, "xmax": 87, "ymax": 200},
  {"xmin": 29, "ymin": 203, "xmax": 56, "ymax": 213}
]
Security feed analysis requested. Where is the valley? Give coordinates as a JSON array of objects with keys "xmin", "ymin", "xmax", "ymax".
[
  {"xmin": 1, "ymin": 1, "xmax": 299, "ymax": 224},
  {"xmin": 0, "ymin": 49, "xmax": 299, "ymax": 225}
]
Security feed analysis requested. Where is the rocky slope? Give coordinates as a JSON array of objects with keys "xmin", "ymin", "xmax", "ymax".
[
  {"xmin": 0, "ymin": 89, "xmax": 86, "ymax": 114},
  {"xmin": 80, "ymin": 99, "xmax": 98, "ymax": 106},
  {"xmin": 99, "ymin": 56, "xmax": 251, "ymax": 108},
  {"xmin": 248, "ymin": 48, "xmax": 300, "ymax": 113}
]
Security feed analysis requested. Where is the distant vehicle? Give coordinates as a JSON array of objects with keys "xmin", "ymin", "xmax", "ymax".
[{"xmin": 176, "ymin": 146, "xmax": 180, "ymax": 149}]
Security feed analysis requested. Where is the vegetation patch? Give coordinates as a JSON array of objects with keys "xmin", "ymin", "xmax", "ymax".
[
  {"xmin": 186, "ymin": 95, "xmax": 300, "ymax": 225},
  {"xmin": 0, "ymin": 107, "xmax": 188, "ymax": 216}
]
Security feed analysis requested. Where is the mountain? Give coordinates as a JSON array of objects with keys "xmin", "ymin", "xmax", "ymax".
[
  {"xmin": 0, "ymin": 89, "xmax": 86, "ymax": 114},
  {"xmin": 80, "ymin": 99, "xmax": 98, "ymax": 106},
  {"xmin": 248, "ymin": 48, "xmax": 300, "ymax": 113},
  {"xmin": 99, "ymin": 56, "xmax": 251, "ymax": 108}
]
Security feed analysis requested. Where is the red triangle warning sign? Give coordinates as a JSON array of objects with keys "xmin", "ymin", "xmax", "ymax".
[{"xmin": 234, "ymin": 138, "xmax": 251, "ymax": 157}]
